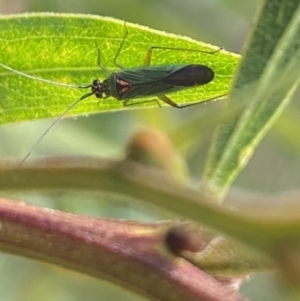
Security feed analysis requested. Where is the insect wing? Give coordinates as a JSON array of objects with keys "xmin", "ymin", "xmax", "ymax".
[
  {"xmin": 163, "ymin": 64, "xmax": 214, "ymax": 86},
  {"xmin": 115, "ymin": 64, "xmax": 196, "ymax": 99}
]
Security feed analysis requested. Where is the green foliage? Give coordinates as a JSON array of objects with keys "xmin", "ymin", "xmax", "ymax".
[{"xmin": 202, "ymin": 0, "xmax": 300, "ymax": 200}]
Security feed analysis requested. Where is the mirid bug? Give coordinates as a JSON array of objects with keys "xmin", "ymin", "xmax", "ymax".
[{"xmin": 0, "ymin": 23, "xmax": 226, "ymax": 164}]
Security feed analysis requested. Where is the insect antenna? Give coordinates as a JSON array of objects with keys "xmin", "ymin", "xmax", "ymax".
[
  {"xmin": 19, "ymin": 89, "xmax": 94, "ymax": 165},
  {"xmin": 0, "ymin": 63, "xmax": 80, "ymax": 88},
  {"xmin": 0, "ymin": 63, "xmax": 97, "ymax": 164}
]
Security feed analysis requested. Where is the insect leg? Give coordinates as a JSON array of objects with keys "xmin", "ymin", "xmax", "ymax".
[
  {"xmin": 113, "ymin": 22, "xmax": 129, "ymax": 69},
  {"xmin": 94, "ymin": 42, "xmax": 112, "ymax": 75},
  {"xmin": 144, "ymin": 46, "xmax": 222, "ymax": 66},
  {"xmin": 123, "ymin": 98, "xmax": 161, "ymax": 107},
  {"xmin": 95, "ymin": 22, "xmax": 128, "ymax": 71},
  {"xmin": 158, "ymin": 93, "xmax": 228, "ymax": 109}
]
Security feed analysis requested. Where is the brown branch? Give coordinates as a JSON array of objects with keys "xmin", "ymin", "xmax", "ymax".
[{"xmin": 0, "ymin": 197, "xmax": 246, "ymax": 301}]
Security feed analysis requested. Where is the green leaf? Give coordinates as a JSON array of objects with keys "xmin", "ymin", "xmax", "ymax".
[
  {"xmin": 0, "ymin": 13, "xmax": 238, "ymax": 124},
  {"xmin": 202, "ymin": 0, "xmax": 300, "ymax": 201}
]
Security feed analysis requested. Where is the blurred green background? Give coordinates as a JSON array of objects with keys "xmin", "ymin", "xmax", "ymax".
[{"xmin": 0, "ymin": 0, "xmax": 300, "ymax": 300}]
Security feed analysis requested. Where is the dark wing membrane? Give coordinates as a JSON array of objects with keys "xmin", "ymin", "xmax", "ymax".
[
  {"xmin": 115, "ymin": 64, "xmax": 210, "ymax": 100},
  {"xmin": 163, "ymin": 64, "xmax": 214, "ymax": 86}
]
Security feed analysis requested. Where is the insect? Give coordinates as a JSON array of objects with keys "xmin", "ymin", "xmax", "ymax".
[{"xmin": 0, "ymin": 23, "xmax": 226, "ymax": 164}]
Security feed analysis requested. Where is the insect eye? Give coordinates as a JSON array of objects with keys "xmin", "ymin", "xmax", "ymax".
[
  {"xmin": 95, "ymin": 91, "xmax": 103, "ymax": 98},
  {"xmin": 93, "ymin": 79, "xmax": 101, "ymax": 86}
]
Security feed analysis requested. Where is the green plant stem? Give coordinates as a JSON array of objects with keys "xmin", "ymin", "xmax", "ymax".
[{"xmin": 1, "ymin": 157, "xmax": 300, "ymax": 257}]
